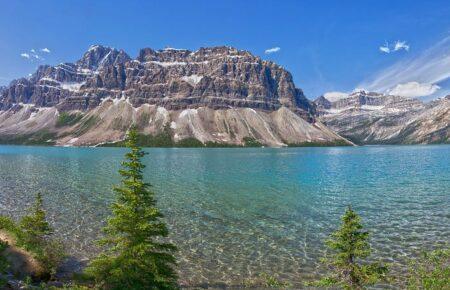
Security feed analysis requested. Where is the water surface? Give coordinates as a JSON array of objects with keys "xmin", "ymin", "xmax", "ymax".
[{"xmin": 0, "ymin": 145, "xmax": 449, "ymax": 286}]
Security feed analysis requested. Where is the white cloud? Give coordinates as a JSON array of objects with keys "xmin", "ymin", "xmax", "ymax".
[
  {"xmin": 323, "ymin": 91, "xmax": 349, "ymax": 102},
  {"xmin": 20, "ymin": 49, "xmax": 46, "ymax": 61},
  {"xmin": 41, "ymin": 48, "xmax": 51, "ymax": 53},
  {"xmin": 265, "ymin": 47, "xmax": 281, "ymax": 54},
  {"xmin": 393, "ymin": 40, "xmax": 409, "ymax": 52},
  {"xmin": 379, "ymin": 45, "xmax": 390, "ymax": 53},
  {"xmin": 361, "ymin": 36, "xmax": 450, "ymax": 99},
  {"xmin": 379, "ymin": 40, "xmax": 409, "ymax": 54},
  {"xmin": 387, "ymin": 81, "xmax": 440, "ymax": 98}
]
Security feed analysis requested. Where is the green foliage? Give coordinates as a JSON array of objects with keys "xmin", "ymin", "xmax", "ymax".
[
  {"xmin": 309, "ymin": 206, "xmax": 388, "ymax": 289},
  {"xmin": 73, "ymin": 116, "xmax": 99, "ymax": 137},
  {"xmin": 0, "ymin": 215, "xmax": 18, "ymax": 234},
  {"xmin": 1, "ymin": 193, "xmax": 65, "ymax": 279},
  {"xmin": 287, "ymin": 139, "xmax": 351, "ymax": 147},
  {"xmin": 204, "ymin": 141, "xmax": 241, "ymax": 148},
  {"xmin": 0, "ymin": 240, "xmax": 10, "ymax": 288},
  {"xmin": 0, "ymin": 130, "xmax": 56, "ymax": 145},
  {"xmin": 175, "ymin": 137, "xmax": 204, "ymax": 147},
  {"xmin": 18, "ymin": 193, "xmax": 52, "ymax": 247},
  {"xmin": 100, "ymin": 125, "xmax": 273, "ymax": 148},
  {"xmin": 405, "ymin": 248, "xmax": 450, "ymax": 290},
  {"xmin": 86, "ymin": 126, "xmax": 178, "ymax": 290},
  {"xmin": 259, "ymin": 273, "xmax": 291, "ymax": 288},
  {"xmin": 242, "ymin": 136, "xmax": 263, "ymax": 147},
  {"xmin": 56, "ymin": 112, "xmax": 83, "ymax": 127}
]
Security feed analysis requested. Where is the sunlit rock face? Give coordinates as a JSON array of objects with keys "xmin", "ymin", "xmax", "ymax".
[
  {"xmin": 0, "ymin": 45, "xmax": 350, "ymax": 147},
  {"xmin": 315, "ymin": 91, "xmax": 449, "ymax": 144}
]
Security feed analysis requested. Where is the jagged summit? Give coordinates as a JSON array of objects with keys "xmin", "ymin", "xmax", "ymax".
[
  {"xmin": 76, "ymin": 45, "xmax": 131, "ymax": 70},
  {"xmin": 0, "ymin": 44, "xmax": 312, "ymax": 115}
]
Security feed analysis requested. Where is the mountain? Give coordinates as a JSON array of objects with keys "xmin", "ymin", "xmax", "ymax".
[
  {"xmin": 315, "ymin": 91, "xmax": 449, "ymax": 144},
  {"xmin": 0, "ymin": 45, "xmax": 349, "ymax": 146}
]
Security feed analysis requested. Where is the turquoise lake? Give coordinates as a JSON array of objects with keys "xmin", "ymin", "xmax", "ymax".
[{"xmin": 0, "ymin": 145, "xmax": 449, "ymax": 287}]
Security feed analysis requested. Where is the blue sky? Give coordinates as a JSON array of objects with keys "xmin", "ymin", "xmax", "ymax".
[{"xmin": 0, "ymin": 0, "xmax": 449, "ymax": 99}]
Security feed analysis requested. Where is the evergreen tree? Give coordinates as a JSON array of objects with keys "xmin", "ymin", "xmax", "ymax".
[
  {"xmin": 310, "ymin": 206, "xmax": 388, "ymax": 289},
  {"xmin": 18, "ymin": 192, "xmax": 52, "ymax": 248},
  {"xmin": 86, "ymin": 127, "xmax": 178, "ymax": 290},
  {"xmin": 17, "ymin": 192, "xmax": 64, "ymax": 278}
]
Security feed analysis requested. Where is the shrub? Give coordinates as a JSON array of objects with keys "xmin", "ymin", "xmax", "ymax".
[
  {"xmin": 405, "ymin": 248, "xmax": 450, "ymax": 289},
  {"xmin": 0, "ymin": 240, "xmax": 10, "ymax": 287},
  {"xmin": 243, "ymin": 137, "xmax": 263, "ymax": 147},
  {"xmin": 1, "ymin": 193, "xmax": 65, "ymax": 279}
]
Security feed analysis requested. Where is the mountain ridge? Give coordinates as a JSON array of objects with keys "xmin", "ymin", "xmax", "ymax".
[
  {"xmin": 0, "ymin": 45, "xmax": 349, "ymax": 147},
  {"xmin": 314, "ymin": 91, "xmax": 449, "ymax": 144}
]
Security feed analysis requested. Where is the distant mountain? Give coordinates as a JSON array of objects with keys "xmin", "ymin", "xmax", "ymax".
[
  {"xmin": 315, "ymin": 91, "xmax": 449, "ymax": 144},
  {"xmin": 0, "ymin": 45, "xmax": 348, "ymax": 146}
]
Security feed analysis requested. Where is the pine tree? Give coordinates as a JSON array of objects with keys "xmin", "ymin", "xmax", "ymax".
[
  {"xmin": 86, "ymin": 127, "xmax": 178, "ymax": 290},
  {"xmin": 18, "ymin": 192, "xmax": 52, "ymax": 248},
  {"xmin": 18, "ymin": 193, "xmax": 64, "ymax": 278},
  {"xmin": 311, "ymin": 206, "xmax": 388, "ymax": 289}
]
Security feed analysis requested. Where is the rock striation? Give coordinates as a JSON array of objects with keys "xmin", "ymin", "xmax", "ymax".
[{"xmin": 0, "ymin": 45, "xmax": 348, "ymax": 147}]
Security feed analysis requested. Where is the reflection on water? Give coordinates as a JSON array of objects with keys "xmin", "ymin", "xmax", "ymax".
[{"xmin": 0, "ymin": 145, "xmax": 449, "ymax": 286}]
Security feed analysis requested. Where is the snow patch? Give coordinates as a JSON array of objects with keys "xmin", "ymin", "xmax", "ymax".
[
  {"xmin": 181, "ymin": 75, "xmax": 203, "ymax": 86},
  {"xmin": 163, "ymin": 47, "xmax": 188, "ymax": 51},
  {"xmin": 68, "ymin": 137, "xmax": 79, "ymax": 144},
  {"xmin": 179, "ymin": 108, "xmax": 198, "ymax": 118},
  {"xmin": 361, "ymin": 105, "xmax": 384, "ymax": 111},
  {"xmin": 150, "ymin": 61, "xmax": 187, "ymax": 67},
  {"xmin": 61, "ymin": 82, "xmax": 85, "ymax": 92}
]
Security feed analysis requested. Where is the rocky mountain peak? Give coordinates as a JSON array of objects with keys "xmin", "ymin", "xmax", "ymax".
[
  {"xmin": 76, "ymin": 45, "xmax": 131, "ymax": 70},
  {"xmin": 0, "ymin": 44, "xmax": 314, "ymax": 119}
]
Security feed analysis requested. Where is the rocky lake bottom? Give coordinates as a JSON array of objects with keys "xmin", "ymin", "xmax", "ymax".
[{"xmin": 0, "ymin": 145, "xmax": 449, "ymax": 287}]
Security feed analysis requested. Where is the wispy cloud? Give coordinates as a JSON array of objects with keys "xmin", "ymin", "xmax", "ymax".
[
  {"xmin": 379, "ymin": 40, "xmax": 409, "ymax": 54},
  {"xmin": 379, "ymin": 44, "xmax": 390, "ymax": 53},
  {"xmin": 265, "ymin": 47, "xmax": 281, "ymax": 54},
  {"xmin": 393, "ymin": 40, "xmax": 409, "ymax": 52},
  {"xmin": 361, "ymin": 36, "xmax": 450, "ymax": 98},
  {"xmin": 387, "ymin": 81, "xmax": 440, "ymax": 98},
  {"xmin": 20, "ymin": 48, "xmax": 48, "ymax": 61}
]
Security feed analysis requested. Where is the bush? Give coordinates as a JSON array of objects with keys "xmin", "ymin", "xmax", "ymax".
[
  {"xmin": 0, "ymin": 193, "xmax": 65, "ymax": 279},
  {"xmin": 243, "ymin": 137, "xmax": 263, "ymax": 147},
  {"xmin": 405, "ymin": 248, "xmax": 450, "ymax": 289},
  {"xmin": 0, "ymin": 240, "xmax": 10, "ymax": 287}
]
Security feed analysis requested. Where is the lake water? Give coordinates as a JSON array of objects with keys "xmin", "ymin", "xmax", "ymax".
[{"xmin": 0, "ymin": 145, "xmax": 449, "ymax": 287}]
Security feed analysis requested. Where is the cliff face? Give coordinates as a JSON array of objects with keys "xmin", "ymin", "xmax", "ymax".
[
  {"xmin": 0, "ymin": 45, "xmax": 348, "ymax": 147},
  {"xmin": 315, "ymin": 91, "xmax": 449, "ymax": 144}
]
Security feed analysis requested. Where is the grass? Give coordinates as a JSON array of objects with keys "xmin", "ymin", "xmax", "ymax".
[{"xmin": 56, "ymin": 112, "xmax": 83, "ymax": 127}]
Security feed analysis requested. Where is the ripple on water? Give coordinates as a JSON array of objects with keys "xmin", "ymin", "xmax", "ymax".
[{"xmin": 0, "ymin": 145, "xmax": 449, "ymax": 287}]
